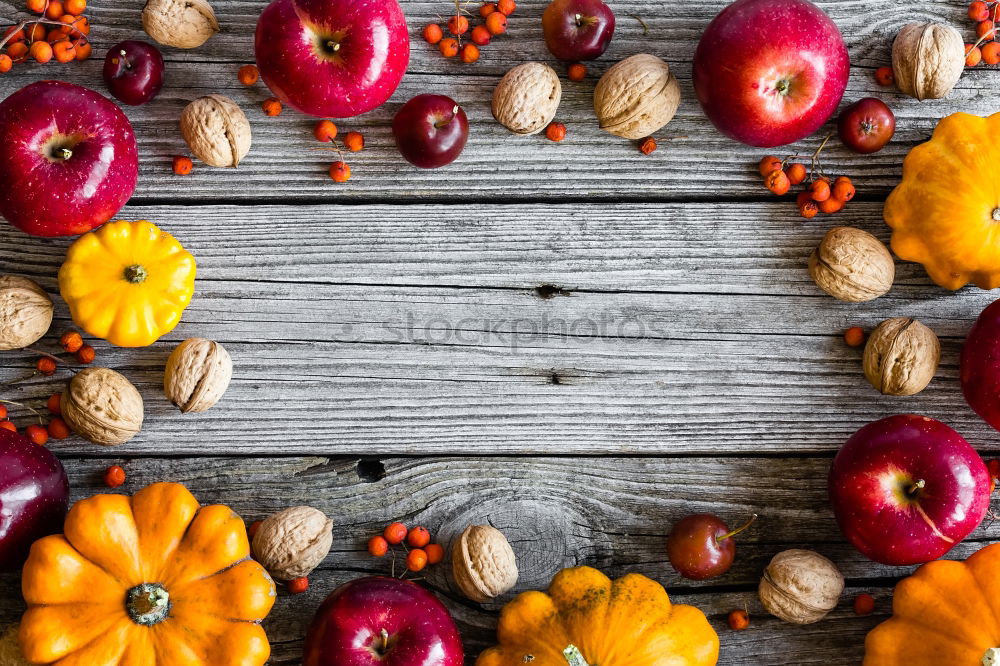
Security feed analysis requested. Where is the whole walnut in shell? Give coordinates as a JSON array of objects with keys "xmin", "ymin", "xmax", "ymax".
[
  {"xmin": 61, "ymin": 368, "xmax": 144, "ymax": 446},
  {"xmin": 759, "ymin": 549, "xmax": 843, "ymax": 624},
  {"xmin": 0, "ymin": 275, "xmax": 52, "ymax": 351},
  {"xmin": 164, "ymin": 338, "xmax": 232, "ymax": 413},
  {"xmin": 892, "ymin": 23, "xmax": 965, "ymax": 101},
  {"xmin": 863, "ymin": 317, "xmax": 940, "ymax": 396},
  {"xmin": 142, "ymin": 0, "xmax": 219, "ymax": 49},
  {"xmin": 180, "ymin": 95, "xmax": 251, "ymax": 168},
  {"xmin": 809, "ymin": 227, "xmax": 895, "ymax": 302},
  {"xmin": 594, "ymin": 54, "xmax": 681, "ymax": 139},
  {"xmin": 492, "ymin": 62, "xmax": 562, "ymax": 135},
  {"xmin": 252, "ymin": 506, "xmax": 333, "ymax": 580},
  {"xmin": 451, "ymin": 524, "xmax": 518, "ymax": 603}
]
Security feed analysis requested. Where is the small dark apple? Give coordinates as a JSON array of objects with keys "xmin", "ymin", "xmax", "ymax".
[
  {"xmin": 666, "ymin": 513, "xmax": 756, "ymax": 580},
  {"xmin": 392, "ymin": 95, "xmax": 468, "ymax": 169},
  {"xmin": 838, "ymin": 98, "xmax": 895, "ymax": 154},
  {"xmin": 103, "ymin": 40, "xmax": 165, "ymax": 106},
  {"xmin": 542, "ymin": 0, "xmax": 615, "ymax": 62},
  {"xmin": 962, "ymin": 298, "xmax": 1000, "ymax": 431}
]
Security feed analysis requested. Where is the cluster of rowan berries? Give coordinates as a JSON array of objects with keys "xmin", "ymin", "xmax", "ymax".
[
  {"xmin": 312, "ymin": 119, "xmax": 365, "ymax": 183},
  {"xmin": 367, "ymin": 522, "xmax": 445, "ymax": 574},
  {"xmin": 966, "ymin": 1, "xmax": 1000, "ymax": 65},
  {"xmin": 759, "ymin": 154, "xmax": 856, "ymax": 219},
  {"xmin": 423, "ymin": 0, "xmax": 516, "ymax": 64},
  {"xmin": 0, "ymin": 0, "xmax": 91, "ymax": 73}
]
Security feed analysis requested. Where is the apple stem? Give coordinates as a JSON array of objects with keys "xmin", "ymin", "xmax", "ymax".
[
  {"xmin": 907, "ymin": 479, "xmax": 926, "ymax": 497},
  {"xmin": 120, "ymin": 49, "xmax": 131, "ymax": 69},
  {"xmin": 53, "ymin": 147, "xmax": 72, "ymax": 160},
  {"xmin": 379, "ymin": 628, "xmax": 389, "ymax": 652},
  {"xmin": 717, "ymin": 513, "xmax": 758, "ymax": 543},
  {"xmin": 325, "ymin": 41, "xmax": 340, "ymax": 54}
]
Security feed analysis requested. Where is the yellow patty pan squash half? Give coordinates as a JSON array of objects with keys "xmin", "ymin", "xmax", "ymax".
[
  {"xmin": 19, "ymin": 482, "xmax": 275, "ymax": 666},
  {"xmin": 476, "ymin": 566, "xmax": 719, "ymax": 666},
  {"xmin": 884, "ymin": 111, "xmax": 1000, "ymax": 290},
  {"xmin": 864, "ymin": 543, "xmax": 1000, "ymax": 665},
  {"xmin": 59, "ymin": 220, "xmax": 196, "ymax": 347}
]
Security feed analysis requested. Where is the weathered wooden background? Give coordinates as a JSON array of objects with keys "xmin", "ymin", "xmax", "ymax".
[{"xmin": 0, "ymin": 1, "xmax": 997, "ymax": 664}]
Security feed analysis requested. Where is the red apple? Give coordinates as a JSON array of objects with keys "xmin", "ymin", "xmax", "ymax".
[
  {"xmin": 962, "ymin": 298, "xmax": 1000, "ymax": 431},
  {"xmin": 693, "ymin": 0, "xmax": 850, "ymax": 147},
  {"xmin": 542, "ymin": 0, "xmax": 616, "ymax": 62},
  {"xmin": 392, "ymin": 94, "xmax": 468, "ymax": 169},
  {"xmin": 255, "ymin": 0, "xmax": 410, "ymax": 118},
  {"xmin": 0, "ymin": 428, "xmax": 69, "ymax": 571},
  {"xmin": 666, "ymin": 513, "xmax": 756, "ymax": 580},
  {"xmin": 103, "ymin": 40, "xmax": 165, "ymax": 106},
  {"xmin": 829, "ymin": 414, "xmax": 990, "ymax": 566},
  {"xmin": 0, "ymin": 81, "xmax": 139, "ymax": 237},
  {"xmin": 303, "ymin": 576, "xmax": 463, "ymax": 666},
  {"xmin": 838, "ymin": 98, "xmax": 895, "ymax": 154}
]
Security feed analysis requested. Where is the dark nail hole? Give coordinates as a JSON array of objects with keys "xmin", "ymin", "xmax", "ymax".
[
  {"xmin": 357, "ymin": 458, "xmax": 386, "ymax": 482},
  {"xmin": 549, "ymin": 372, "xmax": 562, "ymax": 385},
  {"xmin": 534, "ymin": 284, "xmax": 570, "ymax": 299}
]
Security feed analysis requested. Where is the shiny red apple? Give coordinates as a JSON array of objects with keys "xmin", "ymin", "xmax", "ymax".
[
  {"xmin": 693, "ymin": 0, "xmax": 850, "ymax": 147},
  {"xmin": 962, "ymin": 298, "xmax": 1000, "ymax": 431},
  {"xmin": 0, "ymin": 428, "xmax": 69, "ymax": 571},
  {"xmin": 392, "ymin": 94, "xmax": 468, "ymax": 169},
  {"xmin": 666, "ymin": 513, "xmax": 756, "ymax": 580},
  {"xmin": 542, "ymin": 0, "xmax": 615, "ymax": 61},
  {"xmin": 0, "ymin": 81, "xmax": 139, "ymax": 237},
  {"xmin": 255, "ymin": 0, "xmax": 410, "ymax": 118},
  {"xmin": 103, "ymin": 40, "xmax": 165, "ymax": 106},
  {"xmin": 303, "ymin": 576, "xmax": 463, "ymax": 666},
  {"xmin": 829, "ymin": 414, "xmax": 990, "ymax": 566},
  {"xmin": 838, "ymin": 98, "xmax": 895, "ymax": 154}
]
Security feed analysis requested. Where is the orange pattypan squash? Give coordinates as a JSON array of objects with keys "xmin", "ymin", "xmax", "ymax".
[
  {"xmin": 19, "ymin": 482, "xmax": 276, "ymax": 666},
  {"xmin": 476, "ymin": 566, "xmax": 719, "ymax": 666},
  {"xmin": 884, "ymin": 111, "xmax": 1000, "ymax": 290},
  {"xmin": 864, "ymin": 542, "xmax": 1000, "ymax": 665}
]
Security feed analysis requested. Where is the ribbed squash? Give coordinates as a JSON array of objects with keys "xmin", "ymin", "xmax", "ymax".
[
  {"xmin": 864, "ymin": 542, "xmax": 1000, "ymax": 665},
  {"xmin": 476, "ymin": 566, "xmax": 719, "ymax": 666},
  {"xmin": 884, "ymin": 111, "xmax": 1000, "ymax": 290}
]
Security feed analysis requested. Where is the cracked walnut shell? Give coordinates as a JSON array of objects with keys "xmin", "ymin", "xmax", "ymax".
[
  {"xmin": 759, "ymin": 549, "xmax": 843, "ymax": 624},
  {"xmin": 142, "ymin": 0, "xmax": 219, "ymax": 49},
  {"xmin": 451, "ymin": 525, "xmax": 517, "ymax": 603},
  {"xmin": 594, "ymin": 54, "xmax": 681, "ymax": 139},
  {"xmin": 892, "ymin": 23, "xmax": 964, "ymax": 101},
  {"xmin": 164, "ymin": 338, "xmax": 232, "ymax": 413},
  {"xmin": 809, "ymin": 227, "xmax": 895, "ymax": 302},
  {"xmin": 492, "ymin": 62, "xmax": 562, "ymax": 135},
  {"xmin": 252, "ymin": 506, "xmax": 333, "ymax": 580},
  {"xmin": 0, "ymin": 275, "xmax": 53, "ymax": 351},
  {"xmin": 61, "ymin": 368, "xmax": 144, "ymax": 446},
  {"xmin": 180, "ymin": 95, "xmax": 251, "ymax": 168},
  {"xmin": 863, "ymin": 317, "xmax": 940, "ymax": 396}
]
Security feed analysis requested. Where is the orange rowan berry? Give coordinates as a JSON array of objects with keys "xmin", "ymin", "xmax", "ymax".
[
  {"xmin": 47, "ymin": 393, "xmax": 61, "ymax": 415},
  {"xmin": 25, "ymin": 23, "xmax": 46, "ymax": 41},
  {"xmin": 407, "ymin": 526, "xmax": 431, "ymax": 548},
  {"xmin": 104, "ymin": 464, "xmax": 126, "ymax": 488},
  {"xmin": 423, "ymin": 23, "xmax": 443, "ymax": 44},
  {"xmin": 44, "ymin": 0, "xmax": 64, "ymax": 19},
  {"xmin": 448, "ymin": 14, "xmax": 469, "ymax": 35},
  {"xmin": 36, "ymin": 357, "xmax": 56, "ymax": 376},
  {"xmin": 368, "ymin": 535, "xmax": 389, "ymax": 557},
  {"xmin": 567, "ymin": 62, "xmax": 586, "ymax": 81},
  {"xmin": 546, "ymin": 121, "xmax": 566, "ymax": 142},
  {"xmin": 968, "ymin": 44, "xmax": 984, "ymax": 67},
  {"xmin": 0, "ymin": 405, "xmax": 6, "ymax": 420},
  {"xmin": 2, "ymin": 26, "xmax": 25, "ymax": 42},
  {"xmin": 75, "ymin": 344, "xmax": 95, "ymax": 364},
  {"xmin": 764, "ymin": 169, "xmax": 790, "ymax": 196},
  {"xmin": 173, "ymin": 156, "xmax": 193, "ymax": 175},
  {"xmin": 0, "ymin": 55, "xmax": 11, "ymax": 73},
  {"xmin": 439, "ymin": 37, "xmax": 459, "ymax": 57},
  {"xmin": 26, "ymin": 0, "xmax": 46, "ymax": 12},
  {"xmin": 832, "ymin": 177, "xmax": 855, "ymax": 202},
  {"xmin": 497, "ymin": 0, "xmax": 516, "ymax": 15},
  {"xmin": 809, "ymin": 178, "xmax": 831, "ymax": 202},
  {"xmin": 29, "ymin": 40, "xmax": 51, "ymax": 63},
  {"xmin": 818, "ymin": 196, "xmax": 843, "ymax": 214},
  {"xmin": 460, "ymin": 42, "xmax": 479, "ymax": 63},
  {"xmin": 343, "ymin": 131, "xmax": 364, "ymax": 152},
  {"xmin": 984, "ymin": 41, "xmax": 1000, "ymax": 65},
  {"xmin": 73, "ymin": 39, "xmax": 90, "ymax": 60},
  {"xmin": 639, "ymin": 136, "xmax": 657, "ymax": 155},
  {"xmin": 287, "ymin": 577, "xmax": 309, "ymax": 594},
  {"xmin": 785, "ymin": 162, "xmax": 807, "ymax": 185},
  {"xmin": 424, "ymin": 543, "xmax": 445, "ymax": 564},
  {"xmin": 25, "ymin": 424, "xmax": 48, "ymax": 446},
  {"xmin": 727, "ymin": 609, "xmax": 749, "ymax": 631},
  {"xmin": 64, "ymin": 0, "xmax": 85, "ymax": 14},
  {"xmin": 758, "ymin": 155, "xmax": 782, "ymax": 176},
  {"xmin": 799, "ymin": 200, "xmax": 819, "ymax": 219},
  {"xmin": 844, "ymin": 326, "xmax": 866, "ymax": 347},
  {"xmin": 853, "ymin": 593, "xmax": 875, "ymax": 616},
  {"xmin": 874, "ymin": 66, "xmax": 894, "ymax": 86},
  {"xmin": 247, "ymin": 520, "xmax": 263, "ymax": 539},
  {"xmin": 52, "ymin": 40, "xmax": 74, "ymax": 62},
  {"xmin": 47, "ymin": 29, "xmax": 67, "ymax": 42},
  {"xmin": 0, "ymin": 421, "xmax": 15, "ymax": 433},
  {"xmin": 262, "ymin": 97, "xmax": 282, "ymax": 116},
  {"xmin": 970, "ymin": 0, "xmax": 991, "ymax": 21},
  {"xmin": 238, "ymin": 63, "xmax": 259, "ymax": 85},
  {"xmin": 384, "ymin": 522, "xmax": 407, "ymax": 545},
  {"xmin": 314, "ymin": 119, "xmax": 338, "ymax": 142},
  {"xmin": 71, "ymin": 16, "xmax": 89, "ymax": 35},
  {"xmin": 470, "ymin": 24, "xmax": 491, "ymax": 45},
  {"xmin": 480, "ymin": 3, "xmax": 497, "ymax": 17},
  {"xmin": 7, "ymin": 42, "xmax": 28, "ymax": 60},
  {"xmin": 329, "ymin": 161, "xmax": 351, "ymax": 182},
  {"xmin": 46, "ymin": 416, "xmax": 70, "ymax": 439},
  {"xmin": 979, "ymin": 20, "xmax": 996, "ymax": 39},
  {"xmin": 60, "ymin": 330, "xmax": 83, "ymax": 353},
  {"xmin": 406, "ymin": 548, "xmax": 428, "ymax": 572},
  {"xmin": 485, "ymin": 11, "xmax": 507, "ymax": 34}
]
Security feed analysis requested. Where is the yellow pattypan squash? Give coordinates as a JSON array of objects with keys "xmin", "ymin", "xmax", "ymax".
[
  {"xmin": 59, "ymin": 220, "xmax": 196, "ymax": 347},
  {"xmin": 884, "ymin": 111, "xmax": 1000, "ymax": 290}
]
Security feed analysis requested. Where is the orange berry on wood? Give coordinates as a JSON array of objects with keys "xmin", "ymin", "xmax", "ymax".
[
  {"xmin": 818, "ymin": 196, "xmax": 844, "ymax": 214},
  {"xmin": 0, "ymin": 405, "xmax": 6, "ymax": 420},
  {"xmin": 36, "ymin": 357, "xmax": 56, "ymax": 376},
  {"xmin": 757, "ymin": 155, "xmax": 782, "ymax": 176},
  {"xmin": 727, "ymin": 609, "xmax": 750, "ymax": 631},
  {"xmin": 764, "ymin": 169, "xmax": 790, "ymax": 196},
  {"xmin": 970, "ymin": 0, "xmax": 991, "ymax": 21},
  {"xmin": 26, "ymin": 0, "xmax": 46, "ymax": 12},
  {"xmin": 424, "ymin": 543, "xmax": 445, "ymax": 564},
  {"xmin": 383, "ymin": 522, "xmax": 407, "ymax": 545},
  {"xmin": 73, "ymin": 39, "xmax": 90, "ymax": 60},
  {"xmin": 75, "ymin": 344, "xmax": 95, "ymax": 364},
  {"xmin": 874, "ymin": 66, "xmax": 894, "ymax": 86},
  {"xmin": 52, "ymin": 40, "xmax": 74, "ymax": 62},
  {"xmin": 287, "ymin": 577, "xmax": 309, "ymax": 594},
  {"xmin": 47, "ymin": 29, "xmax": 67, "ymax": 42},
  {"xmin": 30, "ymin": 41, "xmax": 52, "ymax": 64},
  {"xmin": 64, "ymin": 0, "xmax": 85, "ymax": 14},
  {"xmin": 808, "ymin": 178, "xmax": 831, "ymax": 202},
  {"xmin": 314, "ymin": 119, "xmax": 338, "ymax": 142},
  {"xmin": 44, "ymin": 0, "xmax": 64, "ymax": 19},
  {"xmin": 786, "ymin": 162, "xmax": 807, "ymax": 185},
  {"xmin": 448, "ymin": 14, "xmax": 469, "ymax": 35},
  {"xmin": 844, "ymin": 326, "xmax": 866, "ymax": 347},
  {"xmin": 104, "ymin": 465, "xmax": 126, "ymax": 488},
  {"xmin": 983, "ymin": 41, "xmax": 1000, "ymax": 65},
  {"xmin": 47, "ymin": 393, "xmax": 61, "ymax": 415},
  {"xmin": 438, "ymin": 37, "xmax": 459, "ymax": 57},
  {"xmin": 567, "ymin": 62, "xmax": 586, "ymax": 81},
  {"xmin": 497, "ymin": 0, "xmax": 516, "ymax": 15},
  {"xmin": 367, "ymin": 535, "xmax": 389, "ymax": 557},
  {"xmin": 546, "ymin": 121, "xmax": 566, "ymax": 142},
  {"xmin": 60, "ymin": 330, "xmax": 83, "ymax": 353},
  {"xmin": 262, "ymin": 97, "xmax": 282, "ymax": 116},
  {"xmin": 406, "ymin": 548, "xmax": 428, "ymax": 572},
  {"xmin": 639, "ymin": 136, "xmax": 657, "ymax": 155},
  {"xmin": 238, "ymin": 64, "xmax": 259, "ymax": 85},
  {"xmin": 799, "ymin": 200, "xmax": 819, "ymax": 219},
  {"xmin": 0, "ymin": 55, "xmax": 11, "ymax": 73},
  {"xmin": 832, "ymin": 178, "xmax": 855, "ymax": 202},
  {"xmin": 480, "ymin": 3, "xmax": 497, "ymax": 17},
  {"xmin": 173, "ymin": 156, "xmax": 194, "ymax": 175},
  {"xmin": 343, "ymin": 131, "xmax": 364, "ymax": 152},
  {"xmin": 422, "ymin": 23, "xmax": 443, "ymax": 44},
  {"xmin": 485, "ymin": 11, "xmax": 507, "ymax": 35},
  {"xmin": 460, "ymin": 42, "xmax": 479, "ymax": 63},
  {"xmin": 978, "ymin": 20, "xmax": 996, "ymax": 39},
  {"xmin": 71, "ymin": 16, "xmax": 89, "ymax": 35},
  {"xmin": 25, "ymin": 23, "xmax": 46, "ymax": 41},
  {"xmin": 7, "ymin": 42, "xmax": 28, "ymax": 59},
  {"xmin": 329, "ymin": 161, "xmax": 351, "ymax": 182},
  {"xmin": 25, "ymin": 424, "xmax": 48, "ymax": 446},
  {"xmin": 0, "ymin": 421, "xmax": 15, "ymax": 433},
  {"xmin": 406, "ymin": 526, "xmax": 431, "ymax": 548},
  {"xmin": 967, "ymin": 44, "xmax": 984, "ymax": 67},
  {"xmin": 854, "ymin": 593, "xmax": 875, "ymax": 615},
  {"xmin": 470, "ymin": 25, "xmax": 491, "ymax": 45},
  {"xmin": 46, "ymin": 416, "xmax": 70, "ymax": 439}
]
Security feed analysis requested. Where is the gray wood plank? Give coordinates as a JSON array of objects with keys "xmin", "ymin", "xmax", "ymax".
[{"xmin": 0, "ymin": 1, "xmax": 988, "ymax": 201}]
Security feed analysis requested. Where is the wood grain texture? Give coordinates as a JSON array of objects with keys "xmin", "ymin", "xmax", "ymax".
[
  {"xmin": 0, "ymin": 454, "xmax": 982, "ymax": 664},
  {"xmin": 0, "ymin": 0, "xmax": 991, "ymax": 201}
]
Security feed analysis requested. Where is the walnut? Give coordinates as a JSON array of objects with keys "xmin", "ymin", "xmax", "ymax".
[
  {"xmin": 809, "ymin": 227, "xmax": 895, "ymax": 302},
  {"xmin": 892, "ymin": 23, "xmax": 965, "ymax": 101},
  {"xmin": 252, "ymin": 506, "xmax": 333, "ymax": 580},
  {"xmin": 451, "ymin": 525, "xmax": 517, "ymax": 603},
  {"xmin": 863, "ymin": 317, "xmax": 940, "ymax": 396},
  {"xmin": 61, "ymin": 368, "xmax": 144, "ymax": 446},
  {"xmin": 180, "ymin": 95, "xmax": 251, "ymax": 168},
  {"xmin": 594, "ymin": 54, "xmax": 681, "ymax": 139},
  {"xmin": 142, "ymin": 0, "xmax": 219, "ymax": 49},
  {"xmin": 0, "ymin": 276, "xmax": 52, "ymax": 351},
  {"xmin": 163, "ymin": 338, "xmax": 232, "ymax": 413},
  {"xmin": 759, "ymin": 549, "xmax": 843, "ymax": 624},
  {"xmin": 492, "ymin": 62, "xmax": 562, "ymax": 135}
]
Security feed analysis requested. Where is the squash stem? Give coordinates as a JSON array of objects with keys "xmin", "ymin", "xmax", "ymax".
[
  {"xmin": 126, "ymin": 583, "xmax": 171, "ymax": 626},
  {"xmin": 123, "ymin": 264, "xmax": 148, "ymax": 284},
  {"xmin": 563, "ymin": 645, "xmax": 591, "ymax": 666}
]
